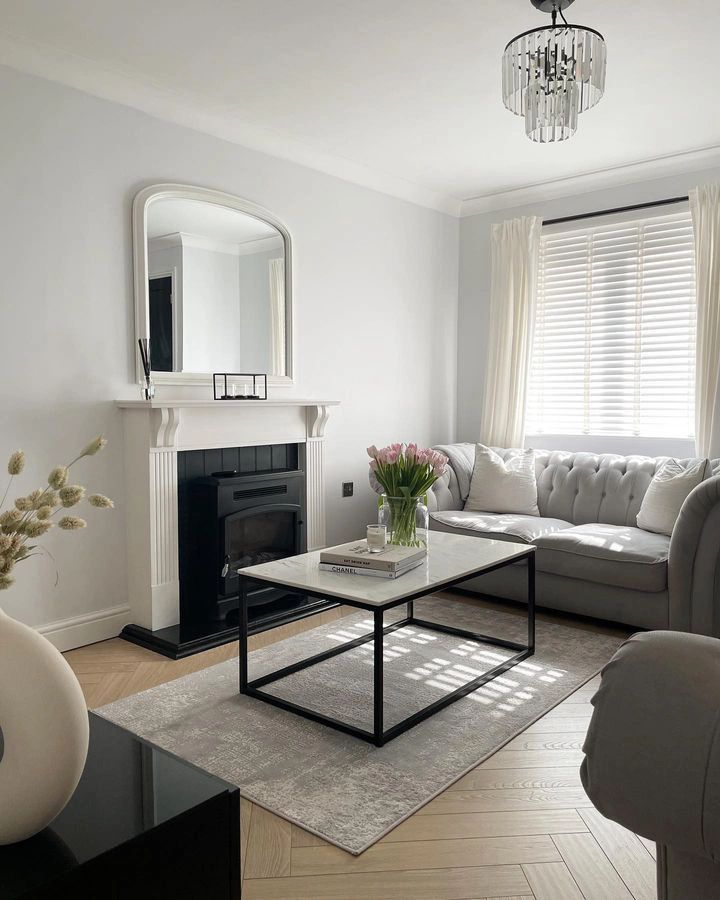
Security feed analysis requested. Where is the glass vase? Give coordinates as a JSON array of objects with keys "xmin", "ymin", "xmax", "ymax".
[
  {"xmin": 379, "ymin": 494, "xmax": 429, "ymax": 547},
  {"xmin": 139, "ymin": 375, "xmax": 155, "ymax": 400}
]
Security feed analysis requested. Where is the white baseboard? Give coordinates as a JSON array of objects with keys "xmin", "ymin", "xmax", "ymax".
[{"xmin": 37, "ymin": 604, "xmax": 132, "ymax": 652}]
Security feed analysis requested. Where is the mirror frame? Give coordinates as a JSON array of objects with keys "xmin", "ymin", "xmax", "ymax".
[{"xmin": 133, "ymin": 183, "xmax": 294, "ymax": 386}]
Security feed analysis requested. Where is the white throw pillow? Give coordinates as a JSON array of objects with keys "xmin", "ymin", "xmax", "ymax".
[
  {"xmin": 636, "ymin": 458, "xmax": 708, "ymax": 536},
  {"xmin": 464, "ymin": 444, "xmax": 539, "ymax": 516}
]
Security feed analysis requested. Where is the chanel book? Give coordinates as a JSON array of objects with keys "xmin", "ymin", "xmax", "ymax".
[{"xmin": 318, "ymin": 559, "xmax": 424, "ymax": 579}]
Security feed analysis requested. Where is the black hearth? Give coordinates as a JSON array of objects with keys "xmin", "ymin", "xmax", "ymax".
[{"xmin": 122, "ymin": 443, "xmax": 337, "ymax": 659}]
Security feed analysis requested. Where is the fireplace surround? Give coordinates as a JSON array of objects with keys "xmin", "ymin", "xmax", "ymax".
[{"xmin": 116, "ymin": 398, "xmax": 338, "ymax": 658}]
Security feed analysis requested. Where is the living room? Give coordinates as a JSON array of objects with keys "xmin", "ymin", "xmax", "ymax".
[{"xmin": 0, "ymin": 2, "xmax": 718, "ymax": 898}]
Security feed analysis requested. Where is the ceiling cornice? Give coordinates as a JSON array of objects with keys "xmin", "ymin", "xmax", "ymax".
[
  {"xmin": 459, "ymin": 143, "xmax": 720, "ymax": 217},
  {"xmin": 0, "ymin": 29, "xmax": 462, "ymax": 218}
]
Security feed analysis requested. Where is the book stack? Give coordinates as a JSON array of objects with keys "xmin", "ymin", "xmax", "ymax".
[{"xmin": 319, "ymin": 540, "xmax": 427, "ymax": 579}]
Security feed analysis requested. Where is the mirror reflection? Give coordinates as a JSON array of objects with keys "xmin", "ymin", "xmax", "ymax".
[{"xmin": 146, "ymin": 198, "xmax": 286, "ymax": 375}]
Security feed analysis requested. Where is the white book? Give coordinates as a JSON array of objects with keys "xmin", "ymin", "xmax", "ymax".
[
  {"xmin": 318, "ymin": 559, "xmax": 424, "ymax": 579},
  {"xmin": 320, "ymin": 540, "xmax": 427, "ymax": 572}
]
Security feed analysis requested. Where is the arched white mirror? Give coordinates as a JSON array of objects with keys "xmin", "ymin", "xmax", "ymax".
[{"xmin": 133, "ymin": 184, "xmax": 293, "ymax": 385}]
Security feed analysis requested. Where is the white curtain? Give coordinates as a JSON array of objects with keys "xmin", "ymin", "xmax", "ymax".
[
  {"xmin": 480, "ymin": 215, "xmax": 542, "ymax": 448},
  {"xmin": 690, "ymin": 185, "xmax": 720, "ymax": 458},
  {"xmin": 268, "ymin": 257, "xmax": 286, "ymax": 376}
]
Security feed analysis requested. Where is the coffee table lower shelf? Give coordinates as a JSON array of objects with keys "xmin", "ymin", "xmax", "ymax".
[{"xmin": 239, "ymin": 551, "xmax": 535, "ymax": 747}]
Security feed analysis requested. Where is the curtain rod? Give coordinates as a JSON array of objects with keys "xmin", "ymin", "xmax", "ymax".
[{"xmin": 543, "ymin": 195, "xmax": 689, "ymax": 227}]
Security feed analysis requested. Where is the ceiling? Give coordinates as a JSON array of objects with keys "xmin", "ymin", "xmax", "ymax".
[
  {"xmin": 1, "ymin": 0, "xmax": 717, "ymax": 215},
  {"xmin": 147, "ymin": 199, "xmax": 278, "ymax": 243}
]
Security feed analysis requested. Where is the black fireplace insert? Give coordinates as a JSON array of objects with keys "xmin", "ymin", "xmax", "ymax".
[{"xmin": 185, "ymin": 469, "xmax": 307, "ymax": 628}]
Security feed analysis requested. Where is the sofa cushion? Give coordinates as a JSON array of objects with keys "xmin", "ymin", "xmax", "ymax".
[
  {"xmin": 430, "ymin": 510, "xmax": 572, "ymax": 544},
  {"xmin": 535, "ymin": 524, "xmax": 669, "ymax": 593},
  {"xmin": 465, "ymin": 444, "xmax": 539, "ymax": 516},
  {"xmin": 636, "ymin": 458, "xmax": 708, "ymax": 535}
]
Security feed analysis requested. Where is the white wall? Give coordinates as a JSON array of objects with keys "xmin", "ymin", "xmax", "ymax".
[
  {"xmin": 0, "ymin": 66, "xmax": 458, "ymax": 647},
  {"xmin": 181, "ymin": 244, "xmax": 242, "ymax": 372},
  {"xmin": 458, "ymin": 166, "xmax": 720, "ymax": 457},
  {"xmin": 148, "ymin": 242, "xmax": 182, "ymax": 281},
  {"xmin": 237, "ymin": 248, "xmax": 277, "ymax": 372}
]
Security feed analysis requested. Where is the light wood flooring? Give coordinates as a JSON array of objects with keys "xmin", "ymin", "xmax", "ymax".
[{"xmin": 64, "ymin": 600, "xmax": 656, "ymax": 900}]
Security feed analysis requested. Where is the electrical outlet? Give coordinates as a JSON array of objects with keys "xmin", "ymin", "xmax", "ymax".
[{"xmin": 342, "ymin": 482, "xmax": 354, "ymax": 497}]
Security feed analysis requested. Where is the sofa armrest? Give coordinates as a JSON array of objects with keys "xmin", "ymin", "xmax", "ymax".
[
  {"xmin": 581, "ymin": 631, "xmax": 720, "ymax": 859},
  {"xmin": 427, "ymin": 467, "xmax": 462, "ymax": 513},
  {"xmin": 668, "ymin": 474, "xmax": 720, "ymax": 636}
]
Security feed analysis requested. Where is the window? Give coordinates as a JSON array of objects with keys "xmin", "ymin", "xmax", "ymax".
[{"xmin": 526, "ymin": 207, "xmax": 696, "ymax": 439}]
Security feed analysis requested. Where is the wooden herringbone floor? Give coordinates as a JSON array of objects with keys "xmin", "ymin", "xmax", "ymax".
[{"xmin": 64, "ymin": 599, "xmax": 657, "ymax": 900}]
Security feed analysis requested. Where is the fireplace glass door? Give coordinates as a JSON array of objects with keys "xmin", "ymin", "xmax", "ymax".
[{"xmin": 220, "ymin": 504, "xmax": 301, "ymax": 605}]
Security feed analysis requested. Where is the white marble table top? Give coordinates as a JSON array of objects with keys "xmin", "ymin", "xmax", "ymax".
[{"xmin": 240, "ymin": 531, "xmax": 533, "ymax": 608}]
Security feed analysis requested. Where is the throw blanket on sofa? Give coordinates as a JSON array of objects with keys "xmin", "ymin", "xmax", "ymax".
[{"xmin": 434, "ymin": 443, "xmax": 476, "ymax": 501}]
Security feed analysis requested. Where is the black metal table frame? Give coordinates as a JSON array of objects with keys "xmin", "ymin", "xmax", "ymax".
[{"xmin": 239, "ymin": 549, "xmax": 535, "ymax": 747}]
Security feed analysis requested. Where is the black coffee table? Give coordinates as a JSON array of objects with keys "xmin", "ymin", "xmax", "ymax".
[
  {"xmin": 0, "ymin": 714, "xmax": 240, "ymax": 900},
  {"xmin": 239, "ymin": 531, "xmax": 535, "ymax": 747}
]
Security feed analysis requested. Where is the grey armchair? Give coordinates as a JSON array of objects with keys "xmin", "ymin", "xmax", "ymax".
[
  {"xmin": 669, "ymin": 473, "xmax": 720, "ymax": 637},
  {"xmin": 581, "ymin": 630, "xmax": 720, "ymax": 899}
]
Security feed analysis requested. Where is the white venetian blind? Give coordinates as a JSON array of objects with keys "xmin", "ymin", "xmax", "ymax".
[{"xmin": 526, "ymin": 207, "xmax": 696, "ymax": 439}]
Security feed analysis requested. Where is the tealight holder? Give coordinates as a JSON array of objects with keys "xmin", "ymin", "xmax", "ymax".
[{"xmin": 213, "ymin": 373, "xmax": 268, "ymax": 401}]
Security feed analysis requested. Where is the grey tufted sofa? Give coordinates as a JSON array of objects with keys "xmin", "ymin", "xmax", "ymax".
[{"xmin": 427, "ymin": 443, "xmax": 720, "ymax": 632}]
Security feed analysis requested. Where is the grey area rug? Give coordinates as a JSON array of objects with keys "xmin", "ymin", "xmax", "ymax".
[{"xmin": 98, "ymin": 596, "xmax": 624, "ymax": 854}]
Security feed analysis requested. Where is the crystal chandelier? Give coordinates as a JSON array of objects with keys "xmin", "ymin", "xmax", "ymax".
[{"xmin": 502, "ymin": 0, "xmax": 606, "ymax": 142}]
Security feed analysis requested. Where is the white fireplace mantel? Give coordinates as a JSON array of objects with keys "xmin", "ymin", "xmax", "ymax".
[{"xmin": 116, "ymin": 398, "xmax": 339, "ymax": 631}]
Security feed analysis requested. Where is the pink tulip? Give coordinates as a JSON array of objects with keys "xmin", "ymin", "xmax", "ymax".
[
  {"xmin": 406, "ymin": 442, "xmax": 417, "ymax": 462},
  {"xmin": 386, "ymin": 450, "xmax": 399, "ymax": 464},
  {"xmin": 367, "ymin": 445, "xmax": 379, "ymax": 459},
  {"xmin": 428, "ymin": 449, "xmax": 447, "ymax": 468}
]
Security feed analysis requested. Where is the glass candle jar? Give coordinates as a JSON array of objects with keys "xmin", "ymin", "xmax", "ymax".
[{"xmin": 366, "ymin": 524, "xmax": 387, "ymax": 553}]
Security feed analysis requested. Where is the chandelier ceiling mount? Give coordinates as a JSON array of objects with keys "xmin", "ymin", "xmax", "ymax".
[{"xmin": 530, "ymin": 0, "xmax": 575, "ymax": 15}]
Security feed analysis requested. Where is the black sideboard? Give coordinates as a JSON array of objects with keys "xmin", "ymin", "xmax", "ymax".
[{"xmin": 0, "ymin": 714, "xmax": 240, "ymax": 900}]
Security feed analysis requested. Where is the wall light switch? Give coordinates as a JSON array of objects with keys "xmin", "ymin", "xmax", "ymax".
[{"xmin": 342, "ymin": 482, "xmax": 354, "ymax": 497}]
